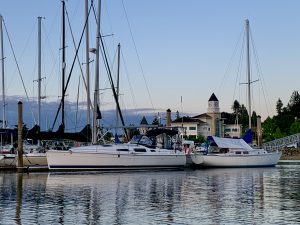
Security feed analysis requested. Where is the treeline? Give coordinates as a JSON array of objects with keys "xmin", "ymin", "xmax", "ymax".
[
  {"xmin": 221, "ymin": 100, "xmax": 258, "ymax": 135},
  {"xmin": 262, "ymin": 91, "xmax": 300, "ymax": 142},
  {"xmin": 221, "ymin": 91, "xmax": 300, "ymax": 142}
]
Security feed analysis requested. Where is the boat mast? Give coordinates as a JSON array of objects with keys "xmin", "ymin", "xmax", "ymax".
[
  {"xmin": 37, "ymin": 16, "xmax": 42, "ymax": 145},
  {"xmin": 245, "ymin": 19, "xmax": 251, "ymax": 130},
  {"xmin": 115, "ymin": 43, "xmax": 120, "ymax": 130},
  {"xmin": 92, "ymin": 0, "xmax": 101, "ymax": 144},
  {"xmin": 0, "ymin": 15, "xmax": 6, "ymax": 129},
  {"xmin": 61, "ymin": 0, "xmax": 66, "ymax": 132},
  {"xmin": 85, "ymin": 0, "xmax": 91, "ymax": 127}
]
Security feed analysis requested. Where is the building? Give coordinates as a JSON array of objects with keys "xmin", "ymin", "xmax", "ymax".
[
  {"xmin": 171, "ymin": 116, "xmax": 206, "ymax": 139},
  {"xmin": 171, "ymin": 93, "xmax": 242, "ymax": 139},
  {"xmin": 206, "ymin": 93, "xmax": 222, "ymax": 136},
  {"xmin": 139, "ymin": 116, "xmax": 149, "ymax": 135},
  {"xmin": 224, "ymin": 124, "xmax": 241, "ymax": 138}
]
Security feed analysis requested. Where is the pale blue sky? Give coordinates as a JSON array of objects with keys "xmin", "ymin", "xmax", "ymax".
[{"xmin": 1, "ymin": 0, "xmax": 300, "ymax": 128}]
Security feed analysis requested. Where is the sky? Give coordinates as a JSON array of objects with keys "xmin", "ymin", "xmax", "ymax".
[{"xmin": 1, "ymin": 0, "xmax": 300, "ymax": 130}]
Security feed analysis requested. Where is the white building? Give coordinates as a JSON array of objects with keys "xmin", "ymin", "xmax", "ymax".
[
  {"xmin": 224, "ymin": 124, "xmax": 242, "ymax": 138},
  {"xmin": 171, "ymin": 93, "xmax": 242, "ymax": 139}
]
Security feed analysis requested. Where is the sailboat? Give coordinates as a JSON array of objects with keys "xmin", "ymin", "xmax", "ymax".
[
  {"xmin": 46, "ymin": 0, "xmax": 186, "ymax": 171},
  {"xmin": 190, "ymin": 19, "xmax": 281, "ymax": 167},
  {"xmin": 47, "ymin": 130, "xmax": 186, "ymax": 170}
]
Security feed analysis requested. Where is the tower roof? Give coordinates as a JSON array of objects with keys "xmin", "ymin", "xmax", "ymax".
[
  {"xmin": 208, "ymin": 93, "xmax": 218, "ymax": 102},
  {"xmin": 140, "ymin": 116, "xmax": 148, "ymax": 125}
]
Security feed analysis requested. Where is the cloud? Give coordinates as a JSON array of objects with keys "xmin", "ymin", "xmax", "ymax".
[{"xmin": 3, "ymin": 96, "xmax": 172, "ymax": 132}]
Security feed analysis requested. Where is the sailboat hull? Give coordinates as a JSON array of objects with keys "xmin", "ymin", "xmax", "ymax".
[
  {"xmin": 199, "ymin": 152, "xmax": 282, "ymax": 167},
  {"xmin": 47, "ymin": 148, "xmax": 186, "ymax": 171},
  {"xmin": 23, "ymin": 153, "xmax": 47, "ymax": 166},
  {"xmin": 0, "ymin": 154, "xmax": 15, "ymax": 167}
]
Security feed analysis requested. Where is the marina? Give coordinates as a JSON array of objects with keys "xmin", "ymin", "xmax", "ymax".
[
  {"xmin": 1, "ymin": 1, "xmax": 300, "ymax": 224},
  {"xmin": 1, "ymin": 165, "xmax": 300, "ymax": 224}
]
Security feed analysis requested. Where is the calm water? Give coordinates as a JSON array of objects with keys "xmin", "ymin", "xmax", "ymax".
[{"xmin": 0, "ymin": 166, "xmax": 300, "ymax": 225}]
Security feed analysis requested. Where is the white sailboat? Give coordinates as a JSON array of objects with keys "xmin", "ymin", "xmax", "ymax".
[
  {"xmin": 191, "ymin": 19, "xmax": 281, "ymax": 167},
  {"xmin": 191, "ymin": 136, "xmax": 281, "ymax": 167},
  {"xmin": 46, "ymin": 0, "xmax": 186, "ymax": 171},
  {"xmin": 47, "ymin": 142, "xmax": 186, "ymax": 170},
  {"xmin": 47, "ymin": 128, "xmax": 186, "ymax": 171}
]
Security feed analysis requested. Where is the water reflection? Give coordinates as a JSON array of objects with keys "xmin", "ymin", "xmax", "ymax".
[
  {"xmin": 0, "ymin": 166, "xmax": 299, "ymax": 225},
  {"xmin": 15, "ymin": 173, "xmax": 23, "ymax": 225}
]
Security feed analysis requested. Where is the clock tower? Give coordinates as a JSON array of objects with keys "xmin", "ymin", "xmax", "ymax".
[
  {"xmin": 207, "ymin": 93, "xmax": 220, "ymax": 113},
  {"xmin": 207, "ymin": 93, "xmax": 222, "ymax": 136}
]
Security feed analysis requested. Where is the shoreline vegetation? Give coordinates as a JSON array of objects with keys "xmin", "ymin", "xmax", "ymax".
[{"xmin": 280, "ymin": 148, "xmax": 300, "ymax": 160}]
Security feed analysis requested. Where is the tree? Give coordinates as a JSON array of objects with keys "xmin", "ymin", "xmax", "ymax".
[
  {"xmin": 288, "ymin": 91, "xmax": 300, "ymax": 108},
  {"xmin": 251, "ymin": 111, "xmax": 257, "ymax": 127},
  {"xmin": 274, "ymin": 127, "xmax": 284, "ymax": 139},
  {"xmin": 276, "ymin": 98, "xmax": 283, "ymax": 115},
  {"xmin": 176, "ymin": 111, "xmax": 180, "ymax": 119},
  {"xmin": 221, "ymin": 112, "xmax": 235, "ymax": 124},
  {"xmin": 104, "ymin": 131, "xmax": 113, "ymax": 141},
  {"xmin": 290, "ymin": 121, "xmax": 300, "ymax": 134},
  {"xmin": 152, "ymin": 116, "xmax": 159, "ymax": 125},
  {"xmin": 262, "ymin": 117, "xmax": 276, "ymax": 141},
  {"xmin": 288, "ymin": 91, "xmax": 300, "ymax": 118},
  {"xmin": 273, "ymin": 114, "xmax": 294, "ymax": 135},
  {"xmin": 239, "ymin": 104, "xmax": 249, "ymax": 132},
  {"xmin": 262, "ymin": 90, "xmax": 300, "ymax": 138},
  {"xmin": 232, "ymin": 100, "xmax": 241, "ymax": 114}
]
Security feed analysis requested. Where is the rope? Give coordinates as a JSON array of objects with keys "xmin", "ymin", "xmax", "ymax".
[
  {"xmin": 2, "ymin": 19, "xmax": 37, "ymax": 124},
  {"xmin": 121, "ymin": 51, "xmax": 139, "ymax": 119},
  {"xmin": 91, "ymin": 3, "xmax": 129, "ymax": 140},
  {"xmin": 65, "ymin": 8, "xmax": 92, "ymax": 108},
  {"xmin": 249, "ymin": 28, "xmax": 271, "ymax": 117},
  {"xmin": 52, "ymin": 2, "xmax": 92, "ymax": 130},
  {"xmin": 218, "ymin": 26, "xmax": 244, "ymax": 97},
  {"xmin": 121, "ymin": 0, "xmax": 156, "ymax": 114}
]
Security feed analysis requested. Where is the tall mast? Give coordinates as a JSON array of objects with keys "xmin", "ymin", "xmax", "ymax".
[
  {"xmin": 0, "ymin": 15, "xmax": 6, "ymax": 129},
  {"xmin": 245, "ymin": 19, "xmax": 251, "ymax": 130},
  {"xmin": 115, "ymin": 43, "xmax": 120, "ymax": 129},
  {"xmin": 61, "ymin": 0, "xmax": 66, "ymax": 132},
  {"xmin": 85, "ymin": 0, "xmax": 91, "ymax": 126},
  {"xmin": 37, "ymin": 17, "xmax": 42, "ymax": 130},
  {"xmin": 92, "ymin": 0, "xmax": 101, "ymax": 144},
  {"xmin": 37, "ymin": 16, "xmax": 42, "ymax": 145}
]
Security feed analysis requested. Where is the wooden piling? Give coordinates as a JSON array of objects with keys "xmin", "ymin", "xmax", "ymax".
[
  {"xmin": 17, "ymin": 101, "xmax": 24, "ymax": 172},
  {"xmin": 257, "ymin": 115, "xmax": 262, "ymax": 148}
]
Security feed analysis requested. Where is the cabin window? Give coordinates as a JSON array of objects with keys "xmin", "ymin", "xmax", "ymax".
[
  {"xmin": 243, "ymin": 151, "xmax": 249, "ymax": 154},
  {"xmin": 150, "ymin": 150, "xmax": 156, "ymax": 152},
  {"xmin": 134, "ymin": 148, "xmax": 147, "ymax": 152},
  {"xmin": 102, "ymin": 144, "xmax": 113, "ymax": 147},
  {"xmin": 232, "ymin": 128, "xmax": 238, "ymax": 132},
  {"xmin": 224, "ymin": 128, "xmax": 231, "ymax": 132},
  {"xmin": 189, "ymin": 127, "xmax": 196, "ymax": 130},
  {"xmin": 235, "ymin": 151, "xmax": 241, "ymax": 154},
  {"xmin": 117, "ymin": 149, "xmax": 129, "ymax": 151}
]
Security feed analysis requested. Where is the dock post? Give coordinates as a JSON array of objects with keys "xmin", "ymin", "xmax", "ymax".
[
  {"xmin": 257, "ymin": 116, "xmax": 262, "ymax": 148},
  {"xmin": 17, "ymin": 101, "xmax": 24, "ymax": 172}
]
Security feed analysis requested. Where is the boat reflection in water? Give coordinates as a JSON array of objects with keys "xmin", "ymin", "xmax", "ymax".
[{"xmin": 0, "ymin": 167, "xmax": 300, "ymax": 224}]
